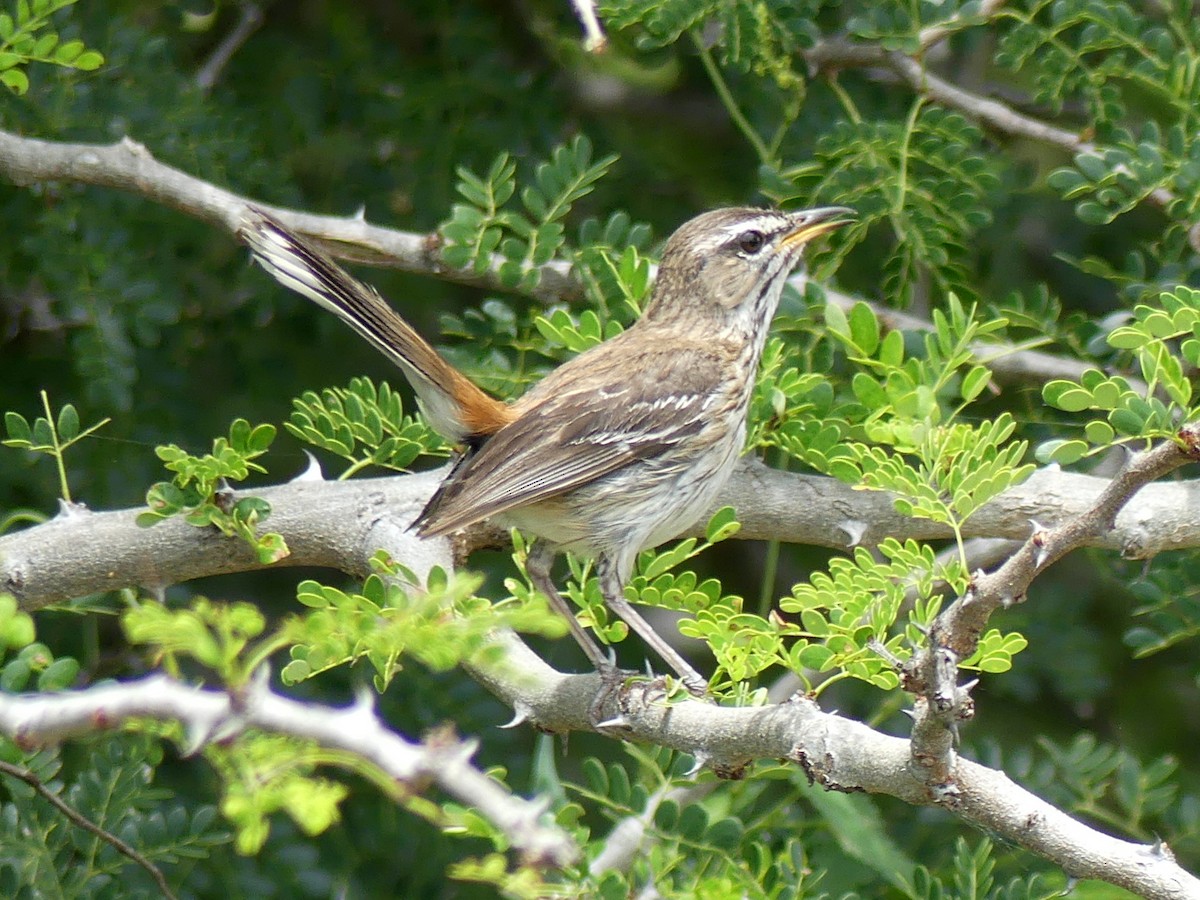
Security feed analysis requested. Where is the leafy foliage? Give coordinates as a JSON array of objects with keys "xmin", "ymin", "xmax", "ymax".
[
  {"xmin": 0, "ymin": 0, "xmax": 103, "ymax": 95},
  {"xmin": 0, "ymin": 593, "xmax": 78, "ymax": 692},
  {"xmin": 1040, "ymin": 285, "xmax": 1200, "ymax": 463},
  {"xmin": 439, "ymin": 136, "xmax": 619, "ymax": 292},
  {"xmin": 138, "ymin": 419, "xmax": 287, "ymax": 564},
  {"xmin": 781, "ymin": 106, "xmax": 1000, "ymax": 305},
  {"xmin": 0, "ymin": 736, "xmax": 226, "ymax": 898},
  {"xmin": 3, "ymin": 391, "xmax": 110, "ymax": 504},
  {"xmin": 283, "ymin": 552, "xmax": 566, "ymax": 690},
  {"xmin": 286, "ymin": 376, "xmax": 448, "ymax": 477}
]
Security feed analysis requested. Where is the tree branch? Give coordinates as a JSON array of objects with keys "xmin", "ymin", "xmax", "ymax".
[
  {"xmin": 0, "ymin": 127, "xmax": 579, "ymax": 301},
  {"xmin": 905, "ymin": 431, "xmax": 1199, "ymax": 790},
  {"xmin": 4, "ymin": 457, "xmax": 1200, "ymax": 611},
  {"xmin": 803, "ymin": 39, "xmax": 1179, "ymax": 210},
  {"xmin": 0, "ymin": 672, "xmax": 577, "ymax": 869},
  {"xmin": 0, "ymin": 125, "xmax": 1099, "ymax": 387}
]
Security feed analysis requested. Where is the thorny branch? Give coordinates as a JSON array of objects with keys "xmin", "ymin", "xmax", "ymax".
[
  {"xmin": 0, "ymin": 673, "xmax": 578, "ymax": 869},
  {"xmin": 904, "ymin": 430, "xmax": 1200, "ymax": 792}
]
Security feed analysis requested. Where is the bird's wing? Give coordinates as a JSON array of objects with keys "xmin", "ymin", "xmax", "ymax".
[{"xmin": 415, "ymin": 340, "xmax": 729, "ymax": 536}]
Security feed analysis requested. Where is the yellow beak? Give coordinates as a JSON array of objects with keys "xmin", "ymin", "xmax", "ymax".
[{"xmin": 780, "ymin": 206, "xmax": 857, "ymax": 248}]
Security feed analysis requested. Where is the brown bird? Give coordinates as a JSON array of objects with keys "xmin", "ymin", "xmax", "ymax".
[{"xmin": 240, "ymin": 204, "xmax": 853, "ymax": 700}]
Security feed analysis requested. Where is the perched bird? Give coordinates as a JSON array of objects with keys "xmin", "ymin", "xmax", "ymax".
[{"xmin": 240, "ymin": 204, "xmax": 853, "ymax": 700}]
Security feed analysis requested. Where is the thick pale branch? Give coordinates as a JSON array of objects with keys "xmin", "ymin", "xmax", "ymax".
[
  {"xmin": 4, "ymin": 459, "xmax": 1200, "ymax": 611},
  {"xmin": 0, "ymin": 673, "xmax": 576, "ymax": 868},
  {"xmin": 383, "ymin": 636, "xmax": 1200, "ymax": 899}
]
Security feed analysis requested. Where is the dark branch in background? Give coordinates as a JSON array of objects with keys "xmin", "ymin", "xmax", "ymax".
[
  {"xmin": 905, "ymin": 430, "xmax": 1200, "ymax": 791},
  {"xmin": 802, "ymin": 36, "xmax": 1179, "ymax": 211},
  {"xmin": 195, "ymin": 3, "xmax": 264, "ymax": 94},
  {"xmin": 0, "ymin": 126, "xmax": 1097, "ymax": 387},
  {"xmin": 0, "ymin": 759, "xmax": 179, "ymax": 900}
]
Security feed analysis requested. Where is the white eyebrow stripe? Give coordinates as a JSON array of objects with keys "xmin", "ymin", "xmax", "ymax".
[{"xmin": 692, "ymin": 215, "xmax": 793, "ymax": 253}]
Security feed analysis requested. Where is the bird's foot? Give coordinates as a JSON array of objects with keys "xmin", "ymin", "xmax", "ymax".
[
  {"xmin": 588, "ymin": 661, "xmax": 709, "ymax": 733},
  {"xmin": 588, "ymin": 661, "xmax": 642, "ymax": 732}
]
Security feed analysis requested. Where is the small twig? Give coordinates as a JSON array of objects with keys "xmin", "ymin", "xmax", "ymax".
[
  {"xmin": 0, "ymin": 759, "xmax": 179, "ymax": 900},
  {"xmin": 196, "ymin": 4, "xmax": 264, "ymax": 94}
]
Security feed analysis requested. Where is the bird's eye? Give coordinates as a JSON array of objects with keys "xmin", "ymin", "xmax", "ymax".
[{"xmin": 737, "ymin": 230, "xmax": 765, "ymax": 254}]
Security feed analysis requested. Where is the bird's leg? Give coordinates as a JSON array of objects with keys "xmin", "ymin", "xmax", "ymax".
[
  {"xmin": 526, "ymin": 543, "xmax": 617, "ymax": 674},
  {"xmin": 526, "ymin": 544, "xmax": 635, "ymax": 726},
  {"xmin": 597, "ymin": 559, "xmax": 709, "ymax": 698}
]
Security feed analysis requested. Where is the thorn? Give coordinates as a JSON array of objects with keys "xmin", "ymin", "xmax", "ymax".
[
  {"xmin": 594, "ymin": 714, "xmax": 630, "ymax": 731},
  {"xmin": 684, "ymin": 752, "xmax": 710, "ymax": 776},
  {"xmin": 1033, "ymin": 545, "xmax": 1050, "ymax": 569},
  {"xmin": 353, "ymin": 205, "xmax": 367, "ymax": 221},
  {"xmin": 54, "ymin": 499, "xmax": 90, "ymax": 519},
  {"xmin": 499, "ymin": 703, "xmax": 532, "ymax": 730},
  {"xmin": 838, "ymin": 519, "xmax": 868, "ymax": 547},
  {"xmin": 901, "ymin": 708, "xmax": 917, "ymax": 720},
  {"xmin": 292, "ymin": 450, "xmax": 325, "ymax": 482},
  {"xmin": 959, "ymin": 678, "xmax": 979, "ymax": 695}
]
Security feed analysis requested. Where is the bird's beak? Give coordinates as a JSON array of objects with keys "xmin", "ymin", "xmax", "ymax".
[{"xmin": 780, "ymin": 206, "xmax": 857, "ymax": 248}]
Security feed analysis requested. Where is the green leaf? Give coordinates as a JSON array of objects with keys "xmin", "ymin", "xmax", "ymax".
[
  {"xmin": 959, "ymin": 365, "xmax": 991, "ymax": 403},
  {"xmin": 0, "ymin": 68, "xmax": 29, "ymax": 94},
  {"xmin": 704, "ymin": 506, "xmax": 741, "ymax": 543},
  {"xmin": 3, "ymin": 411, "xmax": 32, "ymax": 444},
  {"xmin": 56, "ymin": 404, "xmax": 79, "ymax": 442}
]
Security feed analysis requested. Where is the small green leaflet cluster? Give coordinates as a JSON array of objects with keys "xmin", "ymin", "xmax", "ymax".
[
  {"xmin": 812, "ymin": 296, "xmax": 1034, "ymax": 564},
  {"xmin": 569, "ymin": 750, "xmax": 812, "ymax": 900},
  {"xmin": 1124, "ymin": 559, "xmax": 1200, "ymax": 658},
  {"xmin": 283, "ymin": 556, "xmax": 564, "ymax": 692},
  {"xmin": 781, "ymin": 539, "xmax": 1024, "ymax": 690},
  {"xmin": 439, "ymin": 135, "xmax": 618, "ymax": 292},
  {"xmin": 846, "ymin": 0, "xmax": 985, "ymax": 51},
  {"xmin": 286, "ymin": 376, "xmax": 448, "ymax": 478},
  {"xmin": 1040, "ymin": 285, "xmax": 1200, "ymax": 464},
  {"xmin": 745, "ymin": 335, "xmax": 830, "ymax": 451},
  {"xmin": 0, "ymin": 593, "xmax": 78, "ymax": 692},
  {"xmin": 780, "ymin": 106, "xmax": 999, "ymax": 305},
  {"xmin": 1049, "ymin": 130, "xmax": 1186, "ymax": 226},
  {"xmin": 0, "ymin": 0, "xmax": 104, "ymax": 95},
  {"xmin": 1000, "ymin": 0, "xmax": 1200, "ymax": 239},
  {"xmin": 555, "ymin": 509, "xmax": 741, "ymax": 654},
  {"xmin": 206, "ymin": 732, "xmax": 348, "ymax": 855},
  {"xmin": 139, "ymin": 419, "xmax": 287, "ymax": 565},
  {"xmin": 910, "ymin": 837, "xmax": 1060, "ymax": 900},
  {"xmin": 3, "ymin": 391, "xmax": 110, "ymax": 504},
  {"xmin": 123, "ymin": 598, "xmax": 281, "ymax": 688},
  {"xmin": 995, "ymin": 0, "xmax": 1198, "ymax": 123}
]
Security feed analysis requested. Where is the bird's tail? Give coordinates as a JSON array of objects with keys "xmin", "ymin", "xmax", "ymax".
[{"xmin": 238, "ymin": 208, "xmax": 512, "ymax": 442}]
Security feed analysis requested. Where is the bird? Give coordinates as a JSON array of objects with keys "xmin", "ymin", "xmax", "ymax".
[{"xmin": 239, "ymin": 203, "xmax": 854, "ymax": 701}]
